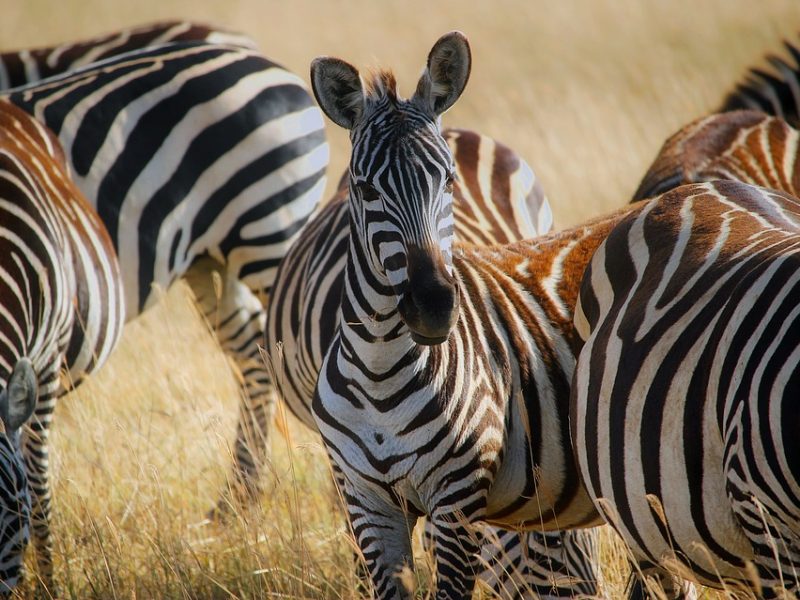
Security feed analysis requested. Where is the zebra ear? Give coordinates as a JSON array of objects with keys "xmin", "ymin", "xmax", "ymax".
[
  {"xmin": 311, "ymin": 57, "xmax": 366, "ymax": 130},
  {"xmin": 0, "ymin": 358, "xmax": 37, "ymax": 432},
  {"xmin": 414, "ymin": 31, "xmax": 471, "ymax": 116}
]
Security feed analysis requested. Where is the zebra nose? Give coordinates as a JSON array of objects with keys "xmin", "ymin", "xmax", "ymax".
[{"xmin": 398, "ymin": 246, "xmax": 460, "ymax": 345}]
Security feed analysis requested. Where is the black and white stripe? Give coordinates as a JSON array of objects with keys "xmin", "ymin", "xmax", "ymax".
[
  {"xmin": 308, "ymin": 33, "xmax": 606, "ymax": 599},
  {"xmin": 266, "ymin": 127, "xmax": 596, "ymax": 599},
  {"xmin": 0, "ymin": 100, "xmax": 124, "ymax": 591},
  {"xmin": 0, "ymin": 34, "xmax": 329, "ymax": 510},
  {"xmin": 572, "ymin": 180, "xmax": 800, "ymax": 598}
]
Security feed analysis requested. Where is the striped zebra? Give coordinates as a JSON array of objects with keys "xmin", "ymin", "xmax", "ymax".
[
  {"xmin": 720, "ymin": 37, "xmax": 800, "ymax": 128},
  {"xmin": 307, "ymin": 32, "xmax": 608, "ymax": 598},
  {"xmin": 266, "ymin": 127, "xmax": 596, "ymax": 599},
  {"xmin": 0, "ymin": 100, "xmax": 124, "ymax": 589},
  {"xmin": 619, "ymin": 107, "xmax": 800, "ymax": 598},
  {"xmin": 0, "ymin": 20, "xmax": 257, "ymax": 90},
  {"xmin": 0, "ymin": 37, "xmax": 329, "ymax": 510},
  {"xmin": 572, "ymin": 179, "xmax": 800, "ymax": 599}
]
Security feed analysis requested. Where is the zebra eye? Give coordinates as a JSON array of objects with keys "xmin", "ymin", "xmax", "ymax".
[
  {"xmin": 444, "ymin": 173, "xmax": 456, "ymax": 194},
  {"xmin": 357, "ymin": 182, "xmax": 380, "ymax": 202}
]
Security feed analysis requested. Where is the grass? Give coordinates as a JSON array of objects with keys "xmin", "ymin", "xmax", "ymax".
[{"xmin": 2, "ymin": 0, "xmax": 800, "ymax": 597}]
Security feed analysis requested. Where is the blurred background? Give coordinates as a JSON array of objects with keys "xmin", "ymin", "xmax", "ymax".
[{"xmin": 1, "ymin": 1, "xmax": 799, "ymax": 597}]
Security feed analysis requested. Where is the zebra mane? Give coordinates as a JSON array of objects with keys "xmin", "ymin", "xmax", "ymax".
[
  {"xmin": 720, "ymin": 38, "xmax": 800, "ymax": 127},
  {"xmin": 364, "ymin": 69, "xmax": 399, "ymax": 103}
]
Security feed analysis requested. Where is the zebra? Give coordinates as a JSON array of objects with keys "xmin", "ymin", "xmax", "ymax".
[
  {"xmin": 0, "ymin": 38, "xmax": 329, "ymax": 513},
  {"xmin": 0, "ymin": 100, "xmax": 125, "ymax": 590},
  {"xmin": 720, "ymin": 37, "xmax": 800, "ymax": 128},
  {"xmin": 0, "ymin": 20, "xmax": 257, "ymax": 90},
  {"xmin": 607, "ymin": 106, "xmax": 800, "ymax": 598},
  {"xmin": 266, "ymin": 126, "xmax": 596, "ymax": 599},
  {"xmin": 572, "ymin": 179, "xmax": 800, "ymax": 599},
  {"xmin": 307, "ymin": 32, "xmax": 612, "ymax": 598}
]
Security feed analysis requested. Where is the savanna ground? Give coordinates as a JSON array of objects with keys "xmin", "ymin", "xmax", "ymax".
[{"xmin": 2, "ymin": 1, "xmax": 800, "ymax": 598}]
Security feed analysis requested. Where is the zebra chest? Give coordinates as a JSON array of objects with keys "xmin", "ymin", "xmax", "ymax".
[{"xmin": 314, "ymin": 348, "xmax": 502, "ymax": 509}]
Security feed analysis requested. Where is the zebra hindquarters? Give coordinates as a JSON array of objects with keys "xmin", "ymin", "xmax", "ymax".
[{"xmin": 718, "ymin": 262, "xmax": 800, "ymax": 596}]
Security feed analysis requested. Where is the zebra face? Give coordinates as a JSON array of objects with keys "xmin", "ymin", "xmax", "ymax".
[
  {"xmin": 0, "ymin": 359, "xmax": 36, "ymax": 593},
  {"xmin": 349, "ymin": 124, "xmax": 460, "ymax": 344},
  {"xmin": 311, "ymin": 31, "xmax": 471, "ymax": 344}
]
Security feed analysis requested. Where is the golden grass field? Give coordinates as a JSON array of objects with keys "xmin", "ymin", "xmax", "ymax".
[{"xmin": 2, "ymin": 0, "xmax": 800, "ymax": 598}]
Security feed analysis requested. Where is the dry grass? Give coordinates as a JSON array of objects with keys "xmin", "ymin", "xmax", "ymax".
[{"xmin": 1, "ymin": 1, "xmax": 800, "ymax": 598}]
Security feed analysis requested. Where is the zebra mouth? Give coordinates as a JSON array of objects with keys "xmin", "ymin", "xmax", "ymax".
[{"xmin": 410, "ymin": 331, "xmax": 450, "ymax": 345}]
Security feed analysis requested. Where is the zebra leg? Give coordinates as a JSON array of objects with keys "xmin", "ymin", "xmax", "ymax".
[
  {"xmin": 20, "ymin": 384, "xmax": 58, "ymax": 589},
  {"xmin": 625, "ymin": 562, "xmax": 694, "ymax": 600},
  {"xmin": 481, "ymin": 528, "xmax": 598, "ymax": 600},
  {"xmin": 429, "ymin": 510, "xmax": 482, "ymax": 600},
  {"xmin": 184, "ymin": 257, "xmax": 275, "ymax": 514},
  {"xmin": 343, "ymin": 487, "xmax": 417, "ymax": 600}
]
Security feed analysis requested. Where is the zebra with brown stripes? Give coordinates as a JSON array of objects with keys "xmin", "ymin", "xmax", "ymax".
[
  {"xmin": 266, "ymin": 127, "xmax": 597, "ymax": 598},
  {"xmin": 579, "ymin": 107, "xmax": 800, "ymax": 598},
  {"xmin": 0, "ymin": 100, "xmax": 124, "ymax": 590},
  {"xmin": 307, "ymin": 32, "xmax": 611, "ymax": 598},
  {"xmin": 634, "ymin": 109, "xmax": 800, "ymax": 201}
]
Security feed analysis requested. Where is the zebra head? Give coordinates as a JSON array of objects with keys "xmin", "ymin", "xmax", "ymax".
[
  {"xmin": 0, "ymin": 358, "xmax": 35, "ymax": 594},
  {"xmin": 311, "ymin": 32, "xmax": 471, "ymax": 345}
]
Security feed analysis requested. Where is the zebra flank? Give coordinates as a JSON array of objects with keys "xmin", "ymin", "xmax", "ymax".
[
  {"xmin": 0, "ymin": 100, "xmax": 124, "ymax": 590},
  {"xmin": 308, "ymin": 33, "xmax": 609, "ymax": 599},
  {"xmin": 720, "ymin": 38, "xmax": 800, "ymax": 128},
  {"xmin": 0, "ymin": 20, "xmax": 258, "ymax": 90},
  {"xmin": 573, "ymin": 180, "xmax": 800, "ymax": 597},
  {"xmin": 266, "ymin": 126, "xmax": 595, "ymax": 599},
  {"xmin": 0, "ymin": 29, "xmax": 330, "ymax": 518}
]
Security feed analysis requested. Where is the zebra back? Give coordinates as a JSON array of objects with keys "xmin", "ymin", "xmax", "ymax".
[
  {"xmin": 0, "ymin": 24, "xmax": 331, "ymax": 527},
  {"xmin": 633, "ymin": 110, "xmax": 800, "ymax": 200},
  {"xmin": 720, "ymin": 39, "xmax": 800, "ymax": 128},
  {"xmin": 0, "ymin": 20, "xmax": 257, "ymax": 90}
]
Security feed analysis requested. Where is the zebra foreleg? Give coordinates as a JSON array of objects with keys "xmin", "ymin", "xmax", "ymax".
[
  {"xmin": 20, "ymin": 399, "xmax": 56, "ymax": 590},
  {"xmin": 343, "ymin": 488, "xmax": 417, "ymax": 600},
  {"xmin": 185, "ymin": 257, "xmax": 275, "ymax": 515}
]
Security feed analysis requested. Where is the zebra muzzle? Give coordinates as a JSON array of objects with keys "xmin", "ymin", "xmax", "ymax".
[{"xmin": 398, "ymin": 247, "xmax": 460, "ymax": 345}]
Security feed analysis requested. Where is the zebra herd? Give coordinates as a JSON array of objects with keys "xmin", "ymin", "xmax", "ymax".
[{"xmin": 0, "ymin": 18, "xmax": 796, "ymax": 600}]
